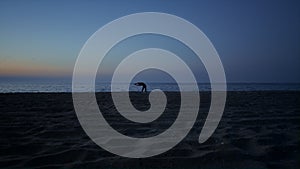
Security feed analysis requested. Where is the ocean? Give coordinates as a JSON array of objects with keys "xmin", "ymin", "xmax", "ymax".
[{"xmin": 0, "ymin": 79, "xmax": 299, "ymax": 93}]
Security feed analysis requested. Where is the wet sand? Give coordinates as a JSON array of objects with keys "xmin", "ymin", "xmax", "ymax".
[{"xmin": 0, "ymin": 91, "xmax": 299, "ymax": 169}]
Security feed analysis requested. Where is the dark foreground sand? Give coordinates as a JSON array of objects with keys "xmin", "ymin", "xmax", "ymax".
[{"xmin": 0, "ymin": 91, "xmax": 299, "ymax": 169}]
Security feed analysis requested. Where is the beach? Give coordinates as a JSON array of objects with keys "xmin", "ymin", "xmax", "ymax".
[{"xmin": 0, "ymin": 91, "xmax": 299, "ymax": 169}]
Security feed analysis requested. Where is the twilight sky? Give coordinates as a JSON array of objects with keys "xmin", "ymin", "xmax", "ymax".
[{"xmin": 0, "ymin": 0, "xmax": 299, "ymax": 83}]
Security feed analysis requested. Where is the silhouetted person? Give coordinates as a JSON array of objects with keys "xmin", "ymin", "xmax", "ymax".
[{"xmin": 134, "ymin": 82, "xmax": 147, "ymax": 92}]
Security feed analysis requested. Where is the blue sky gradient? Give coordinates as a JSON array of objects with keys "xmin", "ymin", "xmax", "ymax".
[{"xmin": 0, "ymin": 0, "xmax": 299, "ymax": 82}]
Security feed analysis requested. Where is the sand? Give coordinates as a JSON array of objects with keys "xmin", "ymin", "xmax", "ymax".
[{"xmin": 0, "ymin": 91, "xmax": 299, "ymax": 169}]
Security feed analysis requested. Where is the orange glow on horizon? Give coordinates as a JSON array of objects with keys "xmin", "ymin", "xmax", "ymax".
[{"xmin": 0, "ymin": 59, "xmax": 72, "ymax": 77}]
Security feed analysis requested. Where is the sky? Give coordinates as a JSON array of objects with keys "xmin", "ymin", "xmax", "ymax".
[{"xmin": 0, "ymin": 0, "xmax": 299, "ymax": 83}]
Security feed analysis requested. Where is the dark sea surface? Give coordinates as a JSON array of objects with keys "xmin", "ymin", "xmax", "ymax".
[{"xmin": 0, "ymin": 78, "xmax": 299, "ymax": 93}]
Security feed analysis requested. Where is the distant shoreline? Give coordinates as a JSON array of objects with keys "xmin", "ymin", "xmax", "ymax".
[{"xmin": 0, "ymin": 90, "xmax": 300, "ymax": 95}]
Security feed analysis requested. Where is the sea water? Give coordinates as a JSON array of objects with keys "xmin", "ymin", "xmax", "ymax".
[{"xmin": 0, "ymin": 78, "xmax": 299, "ymax": 93}]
